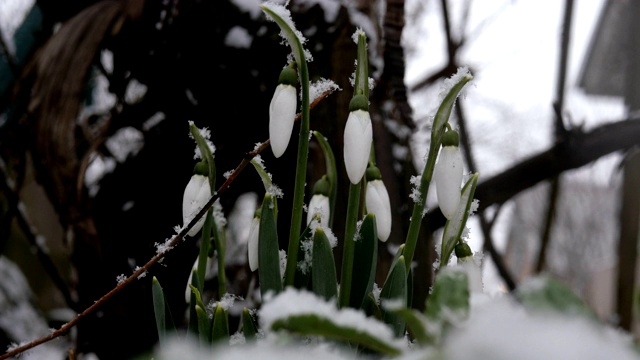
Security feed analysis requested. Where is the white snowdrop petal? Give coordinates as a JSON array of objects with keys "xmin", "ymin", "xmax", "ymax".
[
  {"xmin": 269, "ymin": 84, "xmax": 297, "ymax": 158},
  {"xmin": 343, "ymin": 110, "xmax": 372, "ymax": 184},
  {"xmin": 434, "ymin": 146, "xmax": 463, "ymax": 220},
  {"xmin": 247, "ymin": 217, "xmax": 260, "ymax": 271},
  {"xmin": 182, "ymin": 174, "xmax": 211, "ymax": 237},
  {"xmin": 366, "ymin": 180, "xmax": 392, "ymax": 242},
  {"xmin": 307, "ymin": 194, "xmax": 330, "ymax": 227}
]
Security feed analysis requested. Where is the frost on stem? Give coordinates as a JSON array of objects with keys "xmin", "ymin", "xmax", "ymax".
[
  {"xmin": 261, "ymin": 2, "xmax": 312, "ymax": 64},
  {"xmin": 409, "ymin": 175, "xmax": 422, "ymax": 203},
  {"xmin": 438, "ymin": 66, "xmax": 473, "ymax": 102},
  {"xmin": 188, "ymin": 120, "xmax": 216, "ymax": 160},
  {"xmin": 309, "ymin": 78, "xmax": 341, "ymax": 103}
]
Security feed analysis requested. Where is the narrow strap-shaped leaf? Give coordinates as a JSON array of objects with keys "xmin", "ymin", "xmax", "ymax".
[
  {"xmin": 380, "ymin": 256, "xmax": 407, "ymax": 337},
  {"xmin": 312, "ymin": 131, "xmax": 337, "ymax": 226},
  {"xmin": 311, "ymin": 227, "xmax": 338, "ymax": 301},
  {"xmin": 211, "ymin": 212, "xmax": 227, "ymax": 296},
  {"xmin": 440, "ymin": 173, "xmax": 479, "ymax": 268},
  {"xmin": 195, "ymin": 304, "xmax": 211, "ymax": 344},
  {"xmin": 152, "ymin": 277, "xmax": 175, "ymax": 345},
  {"xmin": 338, "ymin": 182, "xmax": 362, "ymax": 308},
  {"xmin": 189, "ymin": 122, "xmax": 216, "ymax": 192},
  {"xmin": 188, "ymin": 269, "xmax": 201, "ymax": 336},
  {"xmin": 270, "ymin": 314, "xmax": 402, "ymax": 356},
  {"xmin": 259, "ymin": 194, "xmax": 282, "ymax": 298},
  {"xmin": 431, "ymin": 70, "xmax": 473, "ymax": 145},
  {"xmin": 197, "ymin": 209, "xmax": 214, "ymax": 291},
  {"xmin": 211, "ymin": 305, "xmax": 230, "ymax": 344},
  {"xmin": 242, "ymin": 308, "xmax": 257, "ymax": 341},
  {"xmin": 350, "ymin": 213, "xmax": 377, "ymax": 309}
]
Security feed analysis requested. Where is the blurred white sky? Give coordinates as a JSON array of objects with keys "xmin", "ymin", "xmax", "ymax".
[{"xmin": 403, "ymin": 0, "xmax": 626, "ymax": 292}]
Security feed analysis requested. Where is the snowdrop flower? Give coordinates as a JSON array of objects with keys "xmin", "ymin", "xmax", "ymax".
[
  {"xmin": 306, "ymin": 176, "xmax": 331, "ymax": 227},
  {"xmin": 247, "ymin": 209, "xmax": 261, "ymax": 271},
  {"xmin": 343, "ymin": 94, "xmax": 372, "ymax": 184},
  {"xmin": 434, "ymin": 130, "xmax": 463, "ymax": 220},
  {"xmin": 182, "ymin": 161, "xmax": 211, "ymax": 237},
  {"xmin": 365, "ymin": 166, "xmax": 392, "ymax": 242},
  {"xmin": 269, "ymin": 65, "xmax": 298, "ymax": 158}
]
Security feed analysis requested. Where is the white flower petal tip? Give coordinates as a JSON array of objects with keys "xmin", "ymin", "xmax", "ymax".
[
  {"xmin": 248, "ymin": 217, "xmax": 260, "ymax": 271},
  {"xmin": 343, "ymin": 110, "xmax": 372, "ymax": 184},
  {"xmin": 307, "ymin": 194, "xmax": 330, "ymax": 228},
  {"xmin": 434, "ymin": 146, "xmax": 463, "ymax": 220},
  {"xmin": 269, "ymin": 84, "xmax": 297, "ymax": 158},
  {"xmin": 182, "ymin": 174, "xmax": 211, "ymax": 237},
  {"xmin": 366, "ymin": 180, "xmax": 392, "ymax": 242}
]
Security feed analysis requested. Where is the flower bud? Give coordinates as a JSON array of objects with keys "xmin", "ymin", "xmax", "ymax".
[
  {"xmin": 343, "ymin": 94, "xmax": 372, "ymax": 184},
  {"xmin": 182, "ymin": 168, "xmax": 211, "ymax": 237},
  {"xmin": 307, "ymin": 176, "xmax": 331, "ymax": 227},
  {"xmin": 247, "ymin": 210, "xmax": 261, "ymax": 271},
  {"xmin": 365, "ymin": 174, "xmax": 392, "ymax": 242},
  {"xmin": 269, "ymin": 66, "xmax": 298, "ymax": 158},
  {"xmin": 434, "ymin": 130, "xmax": 463, "ymax": 220}
]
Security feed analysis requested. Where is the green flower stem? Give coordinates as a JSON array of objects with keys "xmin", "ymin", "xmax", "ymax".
[
  {"xmin": 402, "ymin": 73, "xmax": 472, "ymax": 274},
  {"xmin": 260, "ymin": 5, "xmax": 311, "ymax": 288},
  {"xmin": 338, "ymin": 182, "xmax": 362, "ymax": 308}
]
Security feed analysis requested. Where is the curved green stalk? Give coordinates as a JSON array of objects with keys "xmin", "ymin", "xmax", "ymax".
[
  {"xmin": 402, "ymin": 73, "xmax": 473, "ymax": 274},
  {"xmin": 261, "ymin": 4, "xmax": 311, "ymax": 288}
]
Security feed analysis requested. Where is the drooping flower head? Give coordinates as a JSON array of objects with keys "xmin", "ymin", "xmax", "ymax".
[
  {"xmin": 434, "ymin": 129, "xmax": 463, "ymax": 220},
  {"xmin": 182, "ymin": 160, "xmax": 211, "ymax": 237},
  {"xmin": 343, "ymin": 93, "xmax": 372, "ymax": 184},
  {"xmin": 365, "ymin": 165, "xmax": 392, "ymax": 242},
  {"xmin": 307, "ymin": 175, "xmax": 331, "ymax": 227},
  {"xmin": 269, "ymin": 64, "xmax": 298, "ymax": 158}
]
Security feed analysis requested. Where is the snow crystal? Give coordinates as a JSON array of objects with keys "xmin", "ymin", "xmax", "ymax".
[
  {"xmin": 438, "ymin": 66, "xmax": 473, "ymax": 102},
  {"xmin": 229, "ymin": 331, "xmax": 246, "ymax": 346},
  {"xmin": 353, "ymin": 220, "xmax": 363, "ymax": 242},
  {"xmin": 259, "ymin": 288, "xmax": 405, "ymax": 350},
  {"xmin": 372, "ymin": 283, "xmax": 381, "ymax": 305},
  {"xmin": 409, "ymin": 175, "xmax": 422, "ymax": 203},
  {"xmin": 134, "ymin": 266, "xmax": 147, "ymax": 279},
  {"xmin": 279, "ymin": 249, "xmax": 287, "ymax": 280},
  {"xmin": 223, "ymin": 170, "xmax": 234, "ymax": 179},
  {"xmin": 351, "ymin": 27, "xmax": 367, "ymax": 44},
  {"xmin": 208, "ymin": 293, "xmax": 242, "ymax": 312},
  {"xmin": 268, "ymin": 184, "xmax": 284, "ymax": 198},
  {"xmin": 261, "ymin": 2, "xmax": 311, "ymax": 63},
  {"xmin": 309, "ymin": 78, "xmax": 341, "ymax": 103},
  {"xmin": 469, "ymin": 198, "xmax": 479, "ymax": 215},
  {"xmin": 155, "ymin": 238, "xmax": 174, "ymax": 254},
  {"xmin": 116, "ymin": 274, "xmax": 126, "ymax": 284},
  {"xmin": 225, "ymin": 26, "xmax": 253, "ymax": 49}
]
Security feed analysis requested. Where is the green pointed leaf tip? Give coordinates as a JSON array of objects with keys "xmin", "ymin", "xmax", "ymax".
[
  {"xmin": 352, "ymin": 27, "xmax": 369, "ymax": 98},
  {"xmin": 311, "ymin": 227, "xmax": 338, "ymax": 301},
  {"xmin": 260, "ymin": 3, "xmax": 308, "ymax": 66},
  {"xmin": 259, "ymin": 194, "xmax": 283, "ymax": 297},
  {"xmin": 432, "ymin": 67, "xmax": 473, "ymax": 143},
  {"xmin": 380, "ymin": 256, "xmax": 407, "ymax": 337},
  {"xmin": 259, "ymin": 288, "xmax": 404, "ymax": 356},
  {"xmin": 152, "ymin": 277, "xmax": 167, "ymax": 340},
  {"xmin": 242, "ymin": 308, "xmax": 258, "ymax": 340}
]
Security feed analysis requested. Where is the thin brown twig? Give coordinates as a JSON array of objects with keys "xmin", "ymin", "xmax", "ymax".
[{"xmin": 0, "ymin": 90, "xmax": 334, "ymax": 360}]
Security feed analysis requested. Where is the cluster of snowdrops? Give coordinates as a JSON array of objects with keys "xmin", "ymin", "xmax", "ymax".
[{"xmin": 154, "ymin": 3, "xmax": 640, "ymax": 360}]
